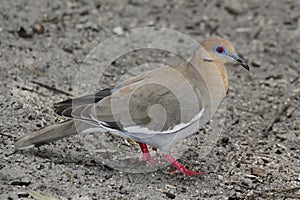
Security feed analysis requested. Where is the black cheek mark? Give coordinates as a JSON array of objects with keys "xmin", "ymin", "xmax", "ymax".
[{"xmin": 203, "ymin": 58, "xmax": 214, "ymax": 62}]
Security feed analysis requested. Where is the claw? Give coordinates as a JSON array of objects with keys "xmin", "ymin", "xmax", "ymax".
[
  {"xmin": 138, "ymin": 143, "xmax": 204, "ymax": 175},
  {"xmin": 164, "ymin": 154, "xmax": 204, "ymax": 176}
]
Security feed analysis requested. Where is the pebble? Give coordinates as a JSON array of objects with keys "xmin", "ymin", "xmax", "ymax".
[
  {"xmin": 251, "ymin": 166, "xmax": 268, "ymax": 177},
  {"xmin": 17, "ymin": 27, "xmax": 33, "ymax": 38},
  {"xmin": 32, "ymin": 23, "xmax": 44, "ymax": 34},
  {"xmin": 112, "ymin": 26, "xmax": 124, "ymax": 34}
]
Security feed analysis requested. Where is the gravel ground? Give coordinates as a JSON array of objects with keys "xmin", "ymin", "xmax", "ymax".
[{"xmin": 1, "ymin": 0, "xmax": 300, "ymax": 199}]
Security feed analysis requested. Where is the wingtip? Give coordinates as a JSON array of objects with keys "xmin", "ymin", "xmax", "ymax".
[
  {"xmin": 14, "ymin": 132, "xmax": 36, "ymax": 151},
  {"xmin": 14, "ymin": 140, "xmax": 35, "ymax": 151}
]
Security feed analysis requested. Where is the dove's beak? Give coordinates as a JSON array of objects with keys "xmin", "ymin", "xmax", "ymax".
[{"xmin": 229, "ymin": 55, "xmax": 249, "ymax": 71}]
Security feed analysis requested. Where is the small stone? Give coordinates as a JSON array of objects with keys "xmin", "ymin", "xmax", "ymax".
[
  {"xmin": 165, "ymin": 192, "xmax": 176, "ymax": 199},
  {"xmin": 112, "ymin": 26, "xmax": 124, "ymax": 35},
  {"xmin": 286, "ymin": 106, "xmax": 294, "ymax": 118},
  {"xmin": 251, "ymin": 166, "xmax": 267, "ymax": 177},
  {"xmin": 32, "ymin": 23, "xmax": 44, "ymax": 34},
  {"xmin": 17, "ymin": 27, "xmax": 33, "ymax": 38},
  {"xmin": 221, "ymin": 136, "xmax": 229, "ymax": 146},
  {"xmin": 18, "ymin": 192, "xmax": 29, "ymax": 198},
  {"xmin": 251, "ymin": 61, "xmax": 261, "ymax": 68},
  {"xmin": 225, "ymin": 0, "xmax": 247, "ymax": 15},
  {"xmin": 148, "ymin": 20, "xmax": 155, "ymax": 26},
  {"xmin": 10, "ymin": 180, "xmax": 31, "ymax": 186}
]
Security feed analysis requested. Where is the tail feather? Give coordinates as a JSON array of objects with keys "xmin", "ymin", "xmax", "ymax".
[{"xmin": 15, "ymin": 120, "xmax": 76, "ymax": 150}]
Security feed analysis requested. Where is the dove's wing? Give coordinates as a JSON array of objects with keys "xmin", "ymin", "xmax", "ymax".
[{"xmin": 54, "ymin": 65, "xmax": 207, "ymax": 136}]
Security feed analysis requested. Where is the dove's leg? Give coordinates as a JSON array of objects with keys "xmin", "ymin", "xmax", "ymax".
[
  {"xmin": 163, "ymin": 154, "xmax": 204, "ymax": 176},
  {"xmin": 138, "ymin": 143, "xmax": 158, "ymax": 164},
  {"xmin": 138, "ymin": 143, "xmax": 151, "ymax": 160}
]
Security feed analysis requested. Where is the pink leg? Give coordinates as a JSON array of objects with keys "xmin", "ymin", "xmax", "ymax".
[
  {"xmin": 163, "ymin": 154, "xmax": 204, "ymax": 176},
  {"xmin": 138, "ymin": 143, "xmax": 158, "ymax": 164}
]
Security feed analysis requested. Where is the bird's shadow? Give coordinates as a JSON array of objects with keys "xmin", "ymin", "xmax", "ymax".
[{"xmin": 13, "ymin": 144, "xmax": 215, "ymax": 184}]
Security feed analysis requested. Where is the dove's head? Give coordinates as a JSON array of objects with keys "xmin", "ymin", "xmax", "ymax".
[{"xmin": 201, "ymin": 37, "xmax": 249, "ymax": 71}]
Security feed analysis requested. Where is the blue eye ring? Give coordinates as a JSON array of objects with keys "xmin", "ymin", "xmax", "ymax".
[{"xmin": 214, "ymin": 46, "xmax": 226, "ymax": 54}]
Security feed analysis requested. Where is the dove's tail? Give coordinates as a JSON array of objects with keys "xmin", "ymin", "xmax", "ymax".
[{"xmin": 15, "ymin": 120, "xmax": 77, "ymax": 150}]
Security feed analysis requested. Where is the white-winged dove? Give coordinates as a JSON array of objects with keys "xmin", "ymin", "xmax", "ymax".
[{"xmin": 15, "ymin": 37, "xmax": 249, "ymax": 176}]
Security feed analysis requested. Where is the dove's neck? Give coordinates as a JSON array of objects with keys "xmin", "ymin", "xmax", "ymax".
[
  {"xmin": 189, "ymin": 52, "xmax": 228, "ymax": 94},
  {"xmin": 211, "ymin": 60, "xmax": 228, "ymax": 93},
  {"xmin": 183, "ymin": 51, "xmax": 228, "ymax": 115}
]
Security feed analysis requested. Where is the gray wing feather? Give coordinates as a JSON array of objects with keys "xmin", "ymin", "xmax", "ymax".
[{"xmin": 53, "ymin": 66, "xmax": 205, "ymax": 135}]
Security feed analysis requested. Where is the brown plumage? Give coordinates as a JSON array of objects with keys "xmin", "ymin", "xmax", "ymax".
[{"xmin": 15, "ymin": 37, "xmax": 249, "ymax": 176}]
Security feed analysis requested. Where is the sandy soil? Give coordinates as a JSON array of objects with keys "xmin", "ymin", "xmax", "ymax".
[{"xmin": 1, "ymin": 0, "xmax": 300, "ymax": 199}]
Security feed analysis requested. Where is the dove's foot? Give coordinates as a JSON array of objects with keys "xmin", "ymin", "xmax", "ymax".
[
  {"xmin": 139, "ymin": 152, "xmax": 159, "ymax": 164},
  {"xmin": 138, "ymin": 143, "xmax": 159, "ymax": 165},
  {"xmin": 163, "ymin": 154, "xmax": 204, "ymax": 176}
]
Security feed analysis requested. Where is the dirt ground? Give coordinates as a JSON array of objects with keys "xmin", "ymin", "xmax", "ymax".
[{"xmin": 1, "ymin": 0, "xmax": 300, "ymax": 199}]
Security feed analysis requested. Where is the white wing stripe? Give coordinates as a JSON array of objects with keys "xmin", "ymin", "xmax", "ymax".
[{"xmin": 123, "ymin": 108, "xmax": 205, "ymax": 134}]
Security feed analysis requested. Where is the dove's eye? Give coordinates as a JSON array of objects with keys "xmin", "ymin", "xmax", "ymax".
[{"xmin": 214, "ymin": 46, "xmax": 226, "ymax": 54}]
